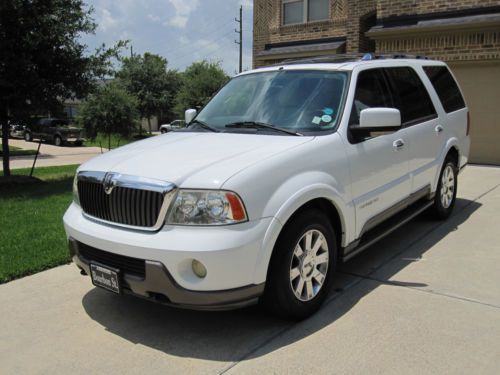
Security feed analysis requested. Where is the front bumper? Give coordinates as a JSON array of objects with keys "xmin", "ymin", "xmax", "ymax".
[
  {"xmin": 64, "ymin": 203, "xmax": 279, "ymax": 309},
  {"xmin": 69, "ymin": 239, "xmax": 264, "ymax": 310}
]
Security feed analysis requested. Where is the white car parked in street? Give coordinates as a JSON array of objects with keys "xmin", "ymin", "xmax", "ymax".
[{"xmin": 64, "ymin": 54, "xmax": 470, "ymax": 320}]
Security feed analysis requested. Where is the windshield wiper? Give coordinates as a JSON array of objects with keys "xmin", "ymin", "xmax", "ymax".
[
  {"xmin": 225, "ymin": 121, "xmax": 302, "ymax": 136},
  {"xmin": 188, "ymin": 119, "xmax": 219, "ymax": 133}
]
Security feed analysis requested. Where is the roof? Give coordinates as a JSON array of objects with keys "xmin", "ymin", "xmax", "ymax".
[
  {"xmin": 240, "ymin": 54, "xmax": 446, "ymax": 76},
  {"xmin": 369, "ymin": 12, "xmax": 500, "ymax": 36}
]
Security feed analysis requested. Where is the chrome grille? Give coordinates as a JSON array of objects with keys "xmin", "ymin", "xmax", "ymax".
[{"xmin": 77, "ymin": 172, "xmax": 176, "ymax": 230}]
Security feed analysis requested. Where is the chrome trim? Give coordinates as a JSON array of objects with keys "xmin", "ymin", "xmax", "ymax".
[{"xmin": 77, "ymin": 171, "xmax": 177, "ymax": 232}]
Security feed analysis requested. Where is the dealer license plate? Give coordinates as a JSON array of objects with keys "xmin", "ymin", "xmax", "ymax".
[{"xmin": 90, "ymin": 263, "xmax": 121, "ymax": 294}]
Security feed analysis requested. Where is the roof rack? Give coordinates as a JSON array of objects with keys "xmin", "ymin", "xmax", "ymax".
[{"xmin": 274, "ymin": 53, "xmax": 432, "ymax": 66}]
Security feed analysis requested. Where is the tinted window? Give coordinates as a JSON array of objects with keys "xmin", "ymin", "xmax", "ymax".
[
  {"xmin": 349, "ymin": 69, "xmax": 394, "ymax": 125},
  {"xmin": 385, "ymin": 67, "xmax": 437, "ymax": 125},
  {"xmin": 424, "ymin": 66, "xmax": 466, "ymax": 113}
]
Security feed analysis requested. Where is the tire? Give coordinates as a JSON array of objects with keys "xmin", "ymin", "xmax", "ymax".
[
  {"xmin": 54, "ymin": 135, "xmax": 63, "ymax": 147},
  {"xmin": 74, "ymin": 141, "xmax": 83, "ymax": 147},
  {"xmin": 261, "ymin": 209, "xmax": 337, "ymax": 320},
  {"xmin": 428, "ymin": 158, "xmax": 458, "ymax": 220},
  {"xmin": 24, "ymin": 132, "xmax": 32, "ymax": 142},
  {"xmin": 161, "ymin": 129, "xmax": 167, "ymax": 134}
]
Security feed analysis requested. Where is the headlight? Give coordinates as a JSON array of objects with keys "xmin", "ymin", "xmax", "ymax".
[
  {"xmin": 166, "ymin": 190, "xmax": 247, "ymax": 225},
  {"xmin": 72, "ymin": 174, "xmax": 80, "ymax": 206}
]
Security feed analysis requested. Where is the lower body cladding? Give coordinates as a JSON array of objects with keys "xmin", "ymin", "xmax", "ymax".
[{"xmin": 63, "ymin": 203, "xmax": 278, "ymax": 310}]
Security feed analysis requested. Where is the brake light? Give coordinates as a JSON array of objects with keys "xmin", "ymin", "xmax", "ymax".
[{"xmin": 466, "ymin": 111, "xmax": 470, "ymax": 136}]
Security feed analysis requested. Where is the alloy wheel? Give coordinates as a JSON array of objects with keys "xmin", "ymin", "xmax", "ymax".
[
  {"xmin": 440, "ymin": 164, "xmax": 455, "ymax": 209},
  {"xmin": 289, "ymin": 229, "xmax": 329, "ymax": 302}
]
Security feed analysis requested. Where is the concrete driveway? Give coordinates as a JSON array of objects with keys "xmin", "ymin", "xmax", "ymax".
[
  {"xmin": 1, "ymin": 166, "xmax": 499, "ymax": 374},
  {"xmin": 0, "ymin": 139, "xmax": 104, "ymax": 170}
]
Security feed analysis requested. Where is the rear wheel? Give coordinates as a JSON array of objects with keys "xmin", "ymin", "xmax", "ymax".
[
  {"xmin": 261, "ymin": 209, "xmax": 337, "ymax": 320},
  {"xmin": 54, "ymin": 135, "xmax": 63, "ymax": 147},
  {"xmin": 429, "ymin": 158, "xmax": 458, "ymax": 220}
]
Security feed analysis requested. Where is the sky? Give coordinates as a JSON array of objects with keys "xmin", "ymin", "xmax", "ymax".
[{"xmin": 80, "ymin": 0, "xmax": 254, "ymax": 76}]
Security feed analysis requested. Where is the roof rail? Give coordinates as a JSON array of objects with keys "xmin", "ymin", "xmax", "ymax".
[{"xmin": 272, "ymin": 53, "xmax": 432, "ymax": 65}]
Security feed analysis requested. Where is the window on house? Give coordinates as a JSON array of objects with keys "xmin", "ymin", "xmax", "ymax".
[{"xmin": 283, "ymin": 0, "xmax": 329, "ymax": 25}]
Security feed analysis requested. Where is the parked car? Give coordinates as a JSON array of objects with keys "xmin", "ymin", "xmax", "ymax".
[
  {"xmin": 64, "ymin": 55, "xmax": 470, "ymax": 320},
  {"xmin": 24, "ymin": 118, "xmax": 85, "ymax": 146},
  {"xmin": 160, "ymin": 120, "xmax": 185, "ymax": 133}
]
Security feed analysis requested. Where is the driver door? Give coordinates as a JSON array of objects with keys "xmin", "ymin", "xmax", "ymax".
[{"xmin": 344, "ymin": 68, "xmax": 411, "ymax": 238}]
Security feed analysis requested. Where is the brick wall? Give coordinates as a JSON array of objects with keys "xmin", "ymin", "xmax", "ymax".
[
  {"xmin": 377, "ymin": 0, "xmax": 500, "ymax": 19},
  {"xmin": 376, "ymin": 30, "xmax": 500, "ymax": 61},
  {"xmin": 253, "ymin": 0, "xmax": 349, "ymax": 67},
  {"xmin": 253, "ymin": 0, "xmax": 500, "ymax": 67},
  {"xmin": 346, "ymin": 0, "xmax": 377, "ymax": 53}
]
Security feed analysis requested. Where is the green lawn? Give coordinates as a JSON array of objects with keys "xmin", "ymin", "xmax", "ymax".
[
  {"xmin": 0, "ymin": 145, "xmax": 37, "ymax": 157},
  {"xmin": 0, "ymin": 164, "xmax": 79, "ymax": 283}
]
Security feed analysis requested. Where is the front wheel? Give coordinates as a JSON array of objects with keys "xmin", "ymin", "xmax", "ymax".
[
  {"xmin": 24, "ymin": 132, "xmax": 32, "ymax": 142},
  {"xmin": 429, "ymin": 158, "xmax": 458, "ymax": 220},
  {"xmin": 261, "ymin": 209, "xmax": 337, "ymax": 320}
]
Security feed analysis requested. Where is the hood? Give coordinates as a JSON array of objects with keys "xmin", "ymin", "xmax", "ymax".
[{"xmin": 79, "ymin": 132, "xmax": 313, "ymax": 189}]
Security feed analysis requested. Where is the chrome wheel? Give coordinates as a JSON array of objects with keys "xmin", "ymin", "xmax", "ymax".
[
  {"xmin": 440, "ymin": 165, "xmax": 455, "ymax": 209},
  {"xmin": 289, "ymin": 229, "xmax": 329, "ymax": 302}
]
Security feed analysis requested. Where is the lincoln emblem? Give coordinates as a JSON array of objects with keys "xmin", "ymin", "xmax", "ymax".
[{"xmin": 103, "ymin": 172, "xmax": 118, "ymax": 195}]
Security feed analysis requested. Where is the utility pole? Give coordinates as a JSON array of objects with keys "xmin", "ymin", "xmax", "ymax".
[{"xmin": 234, "ymin": 5, "xmax": 243, "ymax": 73}]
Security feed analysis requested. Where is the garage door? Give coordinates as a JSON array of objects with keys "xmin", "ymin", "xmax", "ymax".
[{"xmin": 449, "ymin": 61, "xmax": 500, "ymax": 165}]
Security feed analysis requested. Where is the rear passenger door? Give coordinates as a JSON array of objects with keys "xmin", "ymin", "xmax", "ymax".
[
  {"xmin": 385, "ymin": 67, "xmax": 441, "ymax": 195},
  {"xmin": 345, "ymin": 68, "xmax": 410, "ymax": 238}
]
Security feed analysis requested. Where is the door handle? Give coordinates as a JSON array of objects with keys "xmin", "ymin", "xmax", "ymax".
[
  {"xmin": 435, "ymin": 125, "xmax": 444, "ymax": 133},
  {"xmin": 393, "ymin": 139, "xmax": 405, "ymax": 151}
]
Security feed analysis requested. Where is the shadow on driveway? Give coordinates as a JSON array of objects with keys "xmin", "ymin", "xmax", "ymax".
[{"xmin": 82, "ymin": 198, "xmax": 481, "ymax": 363}]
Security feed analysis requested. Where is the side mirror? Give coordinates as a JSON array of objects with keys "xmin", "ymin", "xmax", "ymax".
[
  {"xmin": 359, "ymin": 108, "xmax": 401, "ymax": 131},
  {"xmin": 185, "ymin": 109, "xmax": 197, "ymax": 124}
]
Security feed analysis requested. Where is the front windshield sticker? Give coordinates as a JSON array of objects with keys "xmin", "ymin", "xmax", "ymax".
[
  {"xmin": 321, "ymin": 115, "xmax": 333, "ymax": 123},
  {"xmin": 322, "ymin": 107, "xmax": 334, "ymax": 116},
  {"xmin": 312, "ymin": 116, "xmax": 322, "ymax": 125}
]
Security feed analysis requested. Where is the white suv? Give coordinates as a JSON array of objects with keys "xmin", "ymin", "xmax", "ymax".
[{"xmin": 64, "ymin": 55, "xmax": 470, "ymax": 320}]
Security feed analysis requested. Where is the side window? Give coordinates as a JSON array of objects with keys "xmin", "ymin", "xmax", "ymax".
[
  {"xmin": 349, "ymin": 68, "xmax": 393, "ymax": 126},
  {"xmin": 385, "ymin": 67, "xmax": 437, "ymax": 126},
  {"xmin": 423, "ymin": 66, "xmax": 466, "ymax": 113}
]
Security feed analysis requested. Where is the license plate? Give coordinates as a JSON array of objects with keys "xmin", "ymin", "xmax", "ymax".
[{"xmin": 90, "ymin": 263, "xmax": 121, "ymax": 294}]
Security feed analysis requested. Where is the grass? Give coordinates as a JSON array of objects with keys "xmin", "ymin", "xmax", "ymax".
[
  {"xmin": 0, "ymin": 164, "xmax": 79, "ymax": 283},
  {"xmin": 84, "ymin": 132, "xmax": 153, "ymax": 150},
  {"xmin": 0, "ymin": 145, "xmax": 37, "ymax": 157}
]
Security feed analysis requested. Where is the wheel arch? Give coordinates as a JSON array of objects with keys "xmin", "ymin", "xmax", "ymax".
[
  {"xmin": 433, "ymin": 139, "xmax": 461, "ymax": 192},
  {"xmin": 254, "ymin": 187, "xmax": 352, "ymax": 285}
]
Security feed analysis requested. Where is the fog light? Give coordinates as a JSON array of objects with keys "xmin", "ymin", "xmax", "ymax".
[{"xmin": 192, "ymin": 259, "xmax": 207, "ymax": 278}]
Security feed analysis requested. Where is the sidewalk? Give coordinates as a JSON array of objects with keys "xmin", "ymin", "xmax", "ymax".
[{"xmin": 0, "ymin": 139, "xmax": 104, "ymax": 170}]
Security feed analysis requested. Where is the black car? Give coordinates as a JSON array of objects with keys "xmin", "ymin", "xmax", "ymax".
[{"xmin": 24, "ymin": 118, "xmax": 85, "ymax": 146}]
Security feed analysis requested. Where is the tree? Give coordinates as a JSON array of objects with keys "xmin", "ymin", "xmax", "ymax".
[
  {"xmin": 174, "ymin": 60, "xmax": 229, "ymax": 117},
  {"xmin": 117, "ymin": 53, "xmax": 180, "ymax": 134},
  {"xmin": 0, "ymin": 0, "xmax": 125, "ymax": 176},
  {"xmin": 77, "ymin": 81, "xmax": 138, "ymax": 150}
]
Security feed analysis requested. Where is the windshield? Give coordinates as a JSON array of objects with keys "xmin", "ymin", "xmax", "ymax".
[{"xmin": 195, "ymin": 70, "xmax": 348, "ymax": 134}]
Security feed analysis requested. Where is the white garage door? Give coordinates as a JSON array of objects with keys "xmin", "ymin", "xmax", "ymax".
[{"xmin": 449, "ymin": 61, "xmax": 500, "ymax": 165}]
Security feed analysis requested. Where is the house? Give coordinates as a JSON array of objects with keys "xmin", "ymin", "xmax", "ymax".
[{"xmin": 253, "ymin": 0, "xmax": 500, "ymax": 165}]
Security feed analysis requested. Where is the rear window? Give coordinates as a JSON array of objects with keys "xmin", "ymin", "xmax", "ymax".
[
  {"xmin": 385, "ymin": 67, "xmax": 437, "ymax": 125},
  {"xmin": 424, "ymin": 66, "xmax": 466, "ymax": 113}
]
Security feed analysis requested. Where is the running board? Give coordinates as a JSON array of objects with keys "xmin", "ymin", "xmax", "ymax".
[{"xmin": 342, "ymin": 199, "xmax": 434, "ymax": 261}]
